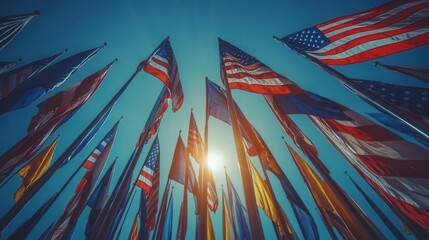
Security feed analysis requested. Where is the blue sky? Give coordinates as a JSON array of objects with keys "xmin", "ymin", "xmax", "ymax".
[{"xmin": 0, "ymin": 0, "xmax": 427, "ymax": 239}]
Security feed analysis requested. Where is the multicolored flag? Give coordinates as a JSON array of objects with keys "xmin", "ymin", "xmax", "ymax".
[
  {"xmin": 0, "ymin": 11, "xmax": 39, "ymax": 51},
  {"xmin": 0, "ymin": 46, "xmax": 102, "ymax": 114},
  {"xmin": 219, "ymin": 38, "xmax": 305, "ymax": 95},
  {"xmin": 187, "ymin": 111, "xmax": 204, "ymax": 163},
  {"xmin": 276, "ymin": 1, "xmax": 429, "ymax": 65},
  {"xmin": 207, "ymin": 169, "xmax": 219, "ymax": 212},
  {"xmin": 375, "ymin": 62, "xmax": 429, "ymax": 84},
  {"xmin": 14, "ymin": 137, "xmax": 58, "ymax": 202},
  {"xmin": 222, "ymin": 189, "xmax": 235, "ymax": 240},
  {"xmin": 0, "ymin": 51, "xmax": 64, "ymax": 100},
  {"xmin": 142, "ymin": 37, "xmax": 184, "ymax": 112},
  {"xmin": 129, "ymin": 213, "xmax": 139, "ymax": 240},
  {"xmin": 135, "ymin": 136, "xmax": 160, "ymax": 230}
]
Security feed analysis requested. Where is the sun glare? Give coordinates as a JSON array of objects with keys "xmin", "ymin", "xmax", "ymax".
[{"xmin": 206, "ymin": 151, "xmax": 222, "ymax": 172}]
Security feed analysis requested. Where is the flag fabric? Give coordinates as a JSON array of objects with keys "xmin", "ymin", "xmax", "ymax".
[
  {"xmin": 85, "ymin": 161, "xmax": 116, "ymax": 238},
  {"xmin": 187, "ymin": 111, "xmax": 204, "ymax": 163},
  {"xmin": 206, "ymin": 79, "xmax": 231, "ymax": 125},
  {"xmin": 44, "ymin": 128, "xmax": 116, "ymax": 240},
  {"xmin": 207, "ymin": 212, "xmax": 215, "ymax": 240},
  {"xmin": 168, "ymin": 135, "xmax": 199, "ymax": 195},
  {"xmin": 310, "ymin": 106, "xmax": 429, "ymax": 231},
  {"xmin": 176, "ymin": 200, "xmax": 188, "ymax": 240},
  {"xmin": 0, "ymin": 61, "xmax": 17, "ymax": 74},
  {"xmin": 135, "ymin": 136, "xmax": 160, "ymax": 230},
  {"xmin": 0, "ymin": 46, "xmax": 102, "ymax": 114},
  {"xmin": 152, "ymin": 181, "xmax": 171, "ymax": 240},
  {"xmin": 222, "ymin": 189, "xmax": 235, "ymax": 240},
  {"xmin": 0, "ymin": 11, "xmax": 38, "ymax": 51},
  {"xmin": 129, "ymin": 213, "xmax": 139, "ymax": 240},
  {"xmin": 277, "ymin": 1, "xmax": 429, "ymax": 65},
  {"xmin": 207, "ymin": 169, "xmax": 219, "ymax": 212},
  {"xmin": 225, "ymin": 172, "xmax": 252, "ymax": 240},
  {"xmin": 0, "ymin": 51, "xmax": 64, "ymax": 100},
  {"xmin": 376, "ymin": 62, "xmax": 429, "ymax": 84},
  {"xmin": 219, "ymin": 38, "xmax": 305, "ymax": 95},
  {"xmin": 288, "ymin": 144, "xmax": 379, "ymax": 239},
  {"xmin": 161, "ymin": 192, "xmax": 174, "ymax": 240},
  {"xmin": 14, "ymin": 137, "xmax": 58, "ymax": 202},
  {"xmin": 142, "ymin": 37, "xmax": 184, "ymax": 112}
]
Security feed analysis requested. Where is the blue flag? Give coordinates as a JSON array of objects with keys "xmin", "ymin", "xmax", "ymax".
[
  {"xmin": 161, "ymin": 192, "xmax": 173, "ymax": 240},
  {"xmin": 206, "ymin": 79, "xmax": 231, "ymax": 124},
  {"xmin": 0, "ymin": 46, "xmax": 102, "ymax": 114}
]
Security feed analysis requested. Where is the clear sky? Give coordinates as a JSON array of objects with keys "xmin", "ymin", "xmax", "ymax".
[{"xmin": 0, "ymin": 0, "xmax": 427, "ymax": 239}]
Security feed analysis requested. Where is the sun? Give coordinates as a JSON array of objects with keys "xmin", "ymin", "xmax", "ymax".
[{"xmin": 206, "ymin": 150, "xmax": 222, "ymax": 172}]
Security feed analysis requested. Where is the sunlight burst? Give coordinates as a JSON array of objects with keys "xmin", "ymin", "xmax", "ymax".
[{"xmin": 206, "ymin": 151, "xmax": 222, "ymax": 172}]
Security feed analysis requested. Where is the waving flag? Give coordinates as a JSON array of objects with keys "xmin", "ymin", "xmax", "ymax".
[
  {"xmin": 376, "ymin": 62, "xmax": 429, "ymax": 84},
  {"xmin": 142, "ymin": 37, "xmax": 184, "ymax": 112},
  {"xmin": 0, "ymin": 11, "xmax": 38, "ymax": 51},
  {"xmin": 219, "ymin": 38, "xmax": 304, "ymax": 95},
  {"xmin": 276, "ymin": 1, "xmax": 429, "ymax": 65},
  {"xmin": 0, "ymin": 51, "xmax": 65, "ymax": 100},
  {"xmin": 136, "ymin": 136, "xmax": 160, "ymax": 229},
  {"xmin": 207, "ymin": 169, "xmax": 219, "ymax": 212},
  {"xmin": 187, "ymin": 111, "xmax": 204, "ymax": 163},
  {"xmin": 222, "ymin": 189, "xmax": 235, "ymax": 240},
  {"xmin": 162, "ymin": 192, "xmax": 174, "ymax": 240},
  {"xmin": 0, "ymin": 46, "xmax": 102, "ymax": 114},
  {"xmin": 310, "ymin": 106, "xmax": 429, "ymax": 232}
]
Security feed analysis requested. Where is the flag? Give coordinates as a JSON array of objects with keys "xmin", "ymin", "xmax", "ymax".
[
  {"xmin": 0, "ymin": 11, "xmax": 38, "ymax": 51},
  {"xmin": 85, "ymin": 161, "xmax": 116, "ymax": 238},
  {"xmin": 0, "ymin": 61, "xmax": 17, "ymax": 74},
  {"xmin": 0, "ymin": 51, "xmax": 64, "ymax": 100},
  {"xmin": 276, "ymin": 1, "xmax": 429, "ymax": 65},
  {"xmin": 207, "ymin": 212, "xmax": 215, "ymax": 240},
  {"xmin": 152, "ymin": 181, "xmax": 171, "ymax": 240},
  {"xmin": 206, "ymin": 79, "xmax": 231, "ymax": 124},
  {"xmin": 176, "ymin": 200, "xmax": 188, "ymax": 240},
  {"xmin": 168, "ymin": 135, "xmax": 199, "ymax": 195},
  {"xmin": 310, "ymin": 106, "xmax": 429, "ymax": 231},
  {"xmin": 135, "ymin": 136, "xmax": 160, "ymax": 229},
  {"xmin": 142, "ymin": 37, "xmax": 184, "ymax": 112},
  {"xmin": 129, "ymin": 213, "xmax": 139, "ymax": 240},
  {"xmin": 288, "ymin": 144, "xmax": 379, "ymax": 239},
  {"xmin": 14, "ymin": 137, "xmax": 58, "ymax": 202},
  {"xmin": 225, "ymin": 172, "xmax": 252, "ymax": 240},
  {"xmin": 161, "ymin": 192, "xmax": 174, "ymax": 240},
  {"xmin": 222, "ymin": 189, "xmax": 235, "ymax": 240},
  {"xmin": 0, "ymin": 46, "xmax": 102, "ymax": 114},
  {"xmin": 219, "ymin": 38, "xmax": 305, "ymax": 95},
  {"xmin": 187, "ymin": 111, "xmax": 204, "ymax": 163},
  {"xmin": 376, "ymin": 62, "xmax": 429, "ymax": 84},
  {"xmin": 45, "ymin": 125, "xmax": 116, "ymax": 240},
  {"xmin": 207, "ymin": 169, "xmax": 219, "ymax": 212}
]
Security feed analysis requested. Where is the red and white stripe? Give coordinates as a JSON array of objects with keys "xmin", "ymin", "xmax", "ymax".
[
  {"xmin": 223, "ymin": 53, "xmax": 304, "ymax": 95},
  {"xmin": 310, "ymin": 109, "xmax": 429, "ymax": 229},
  {"xmin": 187, "ymin": 112, "xmax": 204, "ymax": 163},
  {"xmin": 310, "ymin": 0, "xmax": 429, "ymax": 65},
  {"xmin": 83, "ymin": 140, "xmax": 107, "ymax": 169},
  {"xmin": 145, "ymin": 168, "xmax": 160, "ymax": 229},
  {"xmin": 136, "ymin": 166, "xmax": 154, "ymax": 194}
]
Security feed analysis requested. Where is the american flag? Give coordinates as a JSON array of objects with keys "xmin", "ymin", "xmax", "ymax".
[
  {"xmin": 187, "ymin": 111, "xmax": 204, "ymax": 163},
  {"xmin": 207, "ymin": 169, "xmax": 219, "ymax": 212},
  {"xmin": 143, "ymin": 37, "xmax": 184, "ymax": 112},
  {"xmin": 0, "ymin": 11, "xmax": 37, "ymax": 51},
  {"xmin": 310, "ymin": 107, "xmax": 429, "ymax": 230},
  {"xmin": 278, "ymin": 1, "xmax": 429, "ymax": 65},
  {"xmin": 0, "ymin": 51, "xmax": 63, "ymax": 100},
  {"xmin": 83, "ymin": 121, "xmax": 119, "ymax": 169},
  {"xmin": 219, "ymin": 38, "xmax": 305, "ymax": 95},
  {"xmin": 136, "ymin": 136, "xmax": 160, "ymax": 229}
]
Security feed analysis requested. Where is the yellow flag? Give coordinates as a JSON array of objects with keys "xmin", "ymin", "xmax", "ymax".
[
  {"xmin": 222, "ymin": 190, "xmax": 233, "ymax": 240},
  {"xmin": 15, "ymin": 138, "xmax": 58, "ymax": 202},
  {"xmin": 207, "ymin": 212, "xmax": 215, "ymax": 240}
]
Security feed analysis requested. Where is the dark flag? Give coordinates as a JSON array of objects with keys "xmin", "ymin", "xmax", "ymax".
[
  {"xmin": 142, "ymin": 37, "xmax": 184, "ymax": 112},
  {"xmin": 0, "ymin": 50, "xmax": 65, "ymax": 100},
  {"xmin": 276, "ymin": 1, "xmax": 429, "ymax": 65},
  {"xmin": 161, "ymin": 191, "xmax": 174, "ymax": 240},
  {"xmin": 0, "ymin": 45, "xmax": 102, "ymax": 114},
  {"xmin": 375, "ymin": 62, "xmax": 429, "ymax": 84},
  {"xmin": 0, "ymin": 61, "xmax": 18, "ymax": 74},
  {"xmin": 0, "ymin": 11, "xmax": 39, "ymax": 51}
]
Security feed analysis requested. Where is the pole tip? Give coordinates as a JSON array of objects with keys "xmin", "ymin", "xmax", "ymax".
[
  {"xmin": 179, "ymin": 130, "xmax": 182, "ymax": 135},
  {"xmin": 191, "ymin": 108, "xmax": 193, "ymax": 112},
  {"xmin": 344, "ymin": 171, "xmax": 348, "ymax": 175},
  {"xmin": 17, "ymin": 58, "xmax": 22, "ymax": 62},
  {"xmin": 63, "ymin": 48, "xmax": 69, "ymax": 53},
  {"xmin": 373, "ymin": 61, "xmax": 379, "ymax": 67},
  {"xmin": 33, "ymin": 10, "xmax": 41, "ymax": 16},
  {"xmin": 114, "ymin": 58, "xmax": 118, "ymax": 62},
  {"xmin": 120, "ymin": 116, "xmax": 124, "ymax": 120},
  {"xmin": 103, "ymin": 42, "xmax": 107, "ymax": 47}
]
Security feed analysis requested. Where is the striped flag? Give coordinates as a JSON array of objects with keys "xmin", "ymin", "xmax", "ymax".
[
  {"xmin": 376, "ymin": 62, "xmax": 429, "ymax": 84},
  {"xmin": 219, "ymin": 38, "xmax": 305, "ymax": 95},
  {"xmin": 310, "ymin": 107, "xmax": 429, "ymax": 232},
  {"xmin": 135, "ymin": 136, "xmax": 160, "ymax": 229},
  {"xmin": 0, "ymin": 51, "xmax": 64, "ymax": 100},
  {"xmin": 187, "ymin": 111, "xmax": 204, "ymax": 163},
  {"xmin": 207, "ymin": 169, "xmax": 219, "ymax": 212},
  {"xmin": 277, "ymin": 1, "xmax": 429, "ymax": 65},
  {"xmin": 0, "ymin": 11, "xmax": 38, "ymax": 51},
  {"xmin": 142, "ymin": 37, "xmax": 184, "ymax": 112}
]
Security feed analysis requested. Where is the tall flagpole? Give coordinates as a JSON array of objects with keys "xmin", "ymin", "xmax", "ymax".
[
  {"xmin": 221, "ymin": 65, "xmax": 265, "ymax": 239},
  {"xmin": 178, "ymin": 130, "xmax": 189, "ymax": 240},
  {"xmin": 0, "ymin": 59, "xmax": 126, "ymax": 233},
  {"xmin": 314, "ymin": 207, "xmax": 338, "ymax": 240},
  {"xmin": 274, "ymin": 37, "xmax": 429, "ymax": 141}
]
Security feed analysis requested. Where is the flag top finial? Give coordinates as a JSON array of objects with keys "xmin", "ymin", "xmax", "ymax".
[
  {"xmin": 33, "ymin": 10, "xmax": 41, "ymax": 16},
  {"xmin": 373, "ymin": 62, "xmax": 379, "ymax": 67}
]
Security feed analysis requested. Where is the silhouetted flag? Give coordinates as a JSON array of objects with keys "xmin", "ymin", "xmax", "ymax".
[
  {"xmin": 176, "ymin": 200, "xmax": 188, "ymax": 240},
  {"xmin": 222, "ymin": 189, "xmax": 235, "ymax": 240},
  {"xmin": 219, "ymin": 38, "xmax": 305, "ymax": 95},
  {"xmin": 0, "ymin": 51, "xmax": 64, "ymax": 100},
  {"xmin": 276, "ymin": 1, "xmax": 429, "ymax": 65},
  {"xmin": 129, "ymin": 213, "xmax": 139, "ymax": 240},
  {"xmin": 376, "ymin": 62, "xmax": 429, "ymax": 84},
  {"xmin": 14, "ymin": 137, "xmax": 58, "ymax": 202},
  {"xmin": 161, "ymin": 192, "xmax": 174, "ymax": 240},
  {"xmin": 0, "ymin": 46, "xmax": 102, "ymax": 114},
  {"xmin": 187, "ymin": 111, "xmax": 204, "ymax": 163},
  {"xmin": 0, "ymin": 61, "xmax": 17, "ymax": 74},
  {"xmin": 85, "ymin": 161, "xmax": 116, "ymax": 238},
  {"xmin": 225, "ymin": 172, "xmax": 251, "ymax": 240},
  {"xmin": 136, "ymin": 136, "xmax": 160, "ymax": 229},
  {"xmin": 142, "ymin": 37, "xmax": 184, "ymax": 112},
  {"xmin": 44, "ymin": 123, "xmax": 117, "ymax": 240},
  {"xmin": 310, "ymin": 106, "xmax": 429, "ymax": 231},
  {"xmin": 0, "ymin": 11, "xmax": 38, "ymax": 51},
  {"xmin": 0, "ymin": 60, "xmax": 114, "ymax": 182}
]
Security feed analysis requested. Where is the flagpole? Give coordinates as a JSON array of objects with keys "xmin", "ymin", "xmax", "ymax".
[
  {"xmin": 220, "ymin": 59, "xmax": 265, "ymax": 239},
  {"xmin": 314, "ymin": 207, "xmax": 338, "ymax": 240},
  {"xmin": 273, "ymin": 37, "xmax": 429, "ymax": 141},
  {"xmin": 114, "ymin": 189, "xmax": 138, "ymax": 240},
  {"xmin": 153, "ymin": 180, "xmax": 171, "ymax": 240}
]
